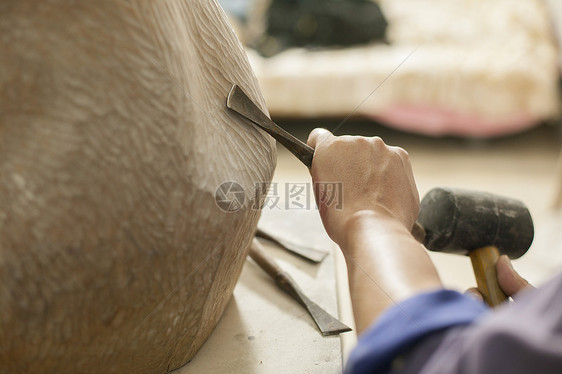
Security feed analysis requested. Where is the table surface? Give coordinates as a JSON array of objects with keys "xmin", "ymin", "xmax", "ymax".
[{"xmin": 175, "ymin": 209, "xmax": 351, "ymax": 374}]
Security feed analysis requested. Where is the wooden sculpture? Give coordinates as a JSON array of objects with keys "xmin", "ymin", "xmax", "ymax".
[{"xmin": 0, "ymin": 1, "xmax": 276, "ymax": 373}]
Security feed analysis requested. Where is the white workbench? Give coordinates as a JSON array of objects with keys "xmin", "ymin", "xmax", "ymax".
[{"xmin": 175, "ymin": 209, "xmax": 353, "ymax": 374}]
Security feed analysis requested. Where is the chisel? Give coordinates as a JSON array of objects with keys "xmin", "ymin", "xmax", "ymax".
[
  {"xmin": 249, "ymin": 238, "xmax": 351, "ymax": 336},
  {"xmin": 227, "ymin": 83, "xmax": 428, "ymax": 243},
  {"xmin": 256, "ymin": 227, "xmax": 328, "ymax": 263},
  {"xmin": 227, "ymin": 84, "xmax": 315, "ymax": 168}
]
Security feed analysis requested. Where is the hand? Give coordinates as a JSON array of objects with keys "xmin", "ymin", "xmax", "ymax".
[
  {"xmin": 307, "ymin": 128, "xmax": 419, "ymax": 246},
  {"xmin": 466, "ymin": 255, "xmax": 533, "ymax": 301}
]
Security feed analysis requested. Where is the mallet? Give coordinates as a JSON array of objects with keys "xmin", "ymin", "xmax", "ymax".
[{"xmin": 416, "ymin": 187, "xmax": 534, "ymax": 306}]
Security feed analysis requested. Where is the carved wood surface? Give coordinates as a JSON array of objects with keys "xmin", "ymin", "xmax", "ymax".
[{"xmin": 0, "ymin": 1, "xmax": 276, "ymax": 372}]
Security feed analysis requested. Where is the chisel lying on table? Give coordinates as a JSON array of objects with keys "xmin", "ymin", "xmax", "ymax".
[
  {"xmin": 249, "ymin": 238, "xmax": 351, "ymax": 336},
  {"xmin": 255, "ymin": 227, "xmax": 328, "ymax": 263}
]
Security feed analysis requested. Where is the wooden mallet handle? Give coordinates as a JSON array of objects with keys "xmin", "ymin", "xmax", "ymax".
[{"xmin": 469, "ymin": 246, "xmax": 508, "ymax": 307}]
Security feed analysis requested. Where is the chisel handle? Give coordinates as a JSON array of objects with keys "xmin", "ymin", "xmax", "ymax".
[
  {"xmin": 249, "ymin": 239, "xmax": 301, "ymax": 300},
  {"xmin": 249, "ymin": 238, "xmax": 284, "ymax": 280}
]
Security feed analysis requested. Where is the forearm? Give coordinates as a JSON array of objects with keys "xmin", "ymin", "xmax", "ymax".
[{"xmin": 342, "ymin": 210, "xmax": 443, "ymax": 334}]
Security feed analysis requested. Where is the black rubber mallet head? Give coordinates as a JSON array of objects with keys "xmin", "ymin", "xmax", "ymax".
[{"xmin": 416, "ymin": 187, "xmax": 534, "ymax": 306}]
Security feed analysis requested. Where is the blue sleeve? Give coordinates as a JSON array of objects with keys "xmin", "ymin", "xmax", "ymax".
[{"xmin": 345, "ymin": 289, "xmax": 489, "ymax": 374}]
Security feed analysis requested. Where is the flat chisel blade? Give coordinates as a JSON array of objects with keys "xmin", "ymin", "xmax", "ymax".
[
  {"xmin": 249, "ymin": 238, "xmax": 351, "ymax": 336},
  {"xmin": 256, "ymin": 228, "xmax": 329, "ymax": 263},
  {"xmin": 227, "ymin": 84, "xmax": 315, "ymax": 168}
]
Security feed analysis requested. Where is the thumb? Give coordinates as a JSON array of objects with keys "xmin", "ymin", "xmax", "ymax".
[
  {"xmin": 464, "ymin": 287, "xmax": 484, "ymax": 302},
  {"xmin": 307, "ymin": 128, "xmax": 333, "ymax": 148},
  {"xmin": 496, "ymin": 255, "xmax": 533, "ymax": 298}
]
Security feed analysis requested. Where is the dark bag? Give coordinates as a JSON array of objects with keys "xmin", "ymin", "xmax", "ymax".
[{"xmin": 257, "ymin": 0, "xmax": 387, "ymax": 56}]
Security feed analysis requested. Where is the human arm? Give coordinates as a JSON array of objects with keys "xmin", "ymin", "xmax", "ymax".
[
  {"xmin": 307, "ymin": 128, "xmax": 442, "ymax": 333},
  {"xmin": 397, "ymin": 270, "xmax": 562, "ymax": 374},
  {"xmin": 308, "ymin": 128, "xmax": 549, "ymax": 374}
]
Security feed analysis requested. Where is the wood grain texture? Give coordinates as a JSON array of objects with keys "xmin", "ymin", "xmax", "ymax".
[{"xmin": 0, "ymin": 1, "xmax": 276, "ymax": 373}]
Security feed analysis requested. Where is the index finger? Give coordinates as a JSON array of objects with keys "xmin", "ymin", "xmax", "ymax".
[{"xmin": 307, "ymin": 128, "xmax": 333, "ymax": 148}]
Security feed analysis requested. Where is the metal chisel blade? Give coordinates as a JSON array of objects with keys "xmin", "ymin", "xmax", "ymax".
[
  {"xmin": 256, "ymin": 228, "xmax": 329, "ymax": 263},
  {"xmin": 227, "ymin": 84, "xmax": 315, "ymax": 168}
]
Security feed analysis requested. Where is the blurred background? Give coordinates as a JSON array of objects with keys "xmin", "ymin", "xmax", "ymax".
[{"xmin": 218, "ymin": 0, "xmax": 562, "ymax": 295}]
